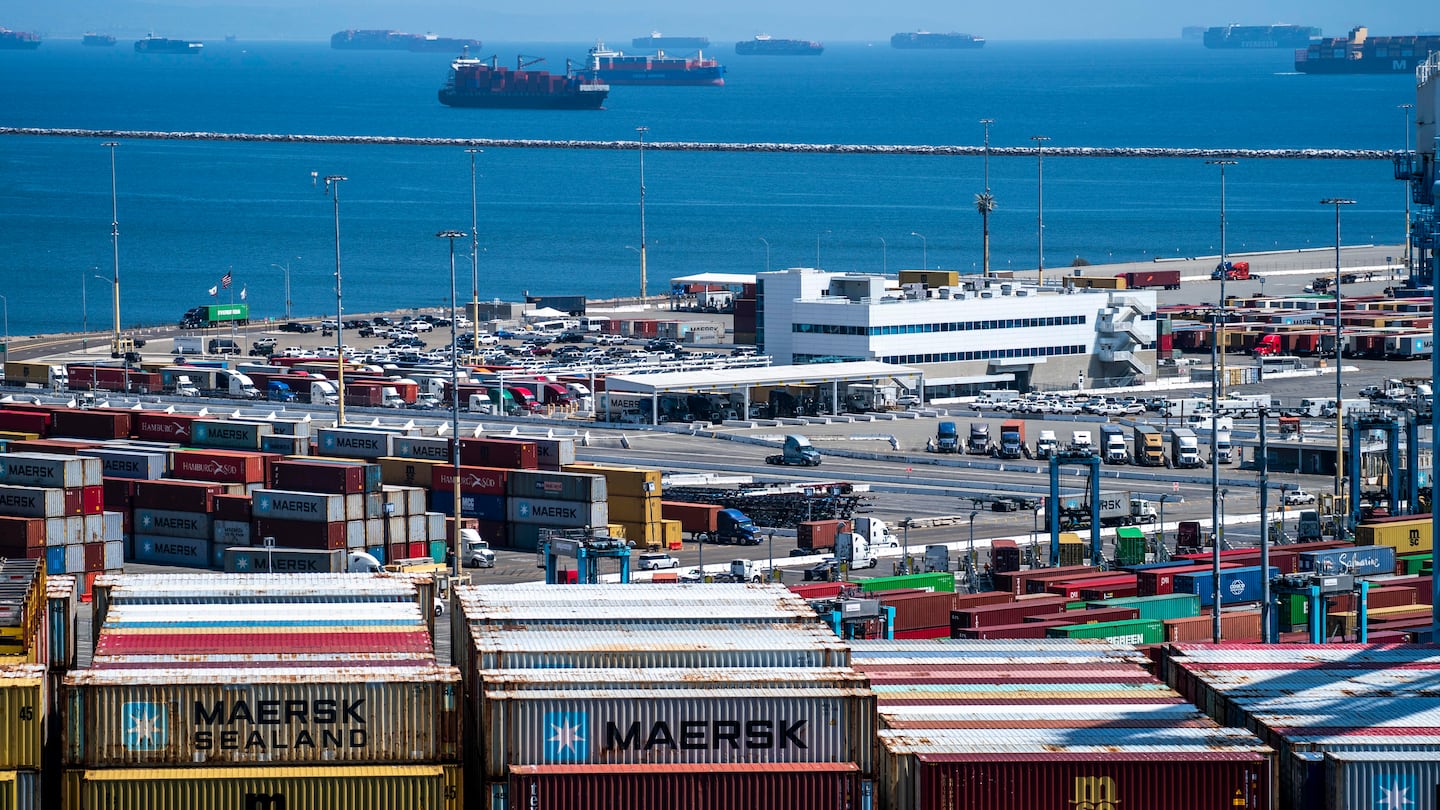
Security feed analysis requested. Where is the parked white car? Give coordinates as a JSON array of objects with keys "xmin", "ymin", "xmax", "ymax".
[{"xmin": 638, "ymin": 552, "xmax": 681, "ymax": 570}]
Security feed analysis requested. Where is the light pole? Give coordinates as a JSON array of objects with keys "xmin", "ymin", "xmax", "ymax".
[
  {"xmin": 977, "ymin": 118, "xmax": 996, "ymax": 278},
  {"xmin": 269, "ymin": 259, "xmax": 298, "ymax": 321},
  {"xmin": 1157, "ymin": 493, "xmax": 1170, "ymax": 557},
  {"xmin": 1400, "ymin": 104, "xmax": 1414, "ymax": 274},
  {"xmin": 816, "ymin": 230, "xmax": 831, "ymax": 270},
  {"xmin": 1031, "ymin": 135, "xmax": 1050, "ymax": 286},
  {"xmin": 910, "ymin": 232, "xmax": 927, "ymax": 271},
  {"xmin": 1207, "ymin": 160, "xmax": 1237, "ymax": 398},
  {"xmin": 1213, "ymin": 488, "xmax": 1227, "ymax": 642},
  {"xmin": 0, "ymin": 294, "xmax": 7, "ymax": 345},
  {"xmin": 438, "ymin": 228, "xmax": 468, "ymax": 578},
  {"xmin": 877, "ymin": 236, "xmax": 887, "ymax": 275},
  {"xmin": 1321, "ymin": 198, "xmax": 1356, "ymax": 522},
  {"xmin": 102, "ymin": 141, "xmax": 121, "ymax": 356},
  {"xmin": 636, "ymin": 126, "xmax": 649, "ymax": 304},
  {"xmin": 968, "ymin": 511, "xmax": 978, "ymax": 587},
  {"xmin": 758, "ymin": 236, "xmax": 770, "ymax": 272},
  {"xmin": 466, "ymin": 148, "xmax": 482, "ymax": 354},
  {"xmin": 324, "ymin": 175, "xmax": 348, "ymax": 426},
  {"xmin": 902, "ymin": 517, "xmax": 911, "ymax": 574}
]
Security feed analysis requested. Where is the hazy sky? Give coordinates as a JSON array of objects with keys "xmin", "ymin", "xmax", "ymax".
[{"xmin": 13, "ymin": 1, "xmax": 1438, "ymax": 41}]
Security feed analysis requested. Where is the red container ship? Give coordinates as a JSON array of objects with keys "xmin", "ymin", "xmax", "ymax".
[
  {"xmin": 438, "ymin": 52, "xmax": 609, "ymax": 110},
  {"xmin": 583, "ymin": 42, "xmax": 725, "ymax": 86}
]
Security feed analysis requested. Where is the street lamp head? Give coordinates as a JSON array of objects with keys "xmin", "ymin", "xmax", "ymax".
[
  {"xmin": 436, "ymin": 230, "xmax": 468, "ymax": 239},
  {"xmin": 464, "ymin": 147, "xmax": 483, "ymax": 155},
  {"xmin": 1320, "ymin": 198, "xmax": 1356, "ymax": 206},
  {"xmin": 1205, "ymin": 159, "xmax": 1238, "ymax": 167}
]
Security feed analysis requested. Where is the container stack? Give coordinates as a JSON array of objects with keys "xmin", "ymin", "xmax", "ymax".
[
  {"xmin": 1162, "ymin": 644, "xmax": 1440, "ymax": 808},
  {"xmin": 505, "ymin": 468, "xmax": 608, "ymax": 551},
  {"xmin": 0, "ymin": 559, "xmax": 75, "ymax": 810},
  {"xmin": 453, "ymin": 583, "xmax": 873, "ymax": 809},
  {"xmin": 565, "ymin": 462, "xmax": 672, "ymax": 550},
  {"xmin": 853, "ymin": 639, "xmax": 1276, "ymax": 810},
  {"xmin": 63, "ymin": 572, "xmax": 461, "ymax": 808},
  {"xmin": 0, "ymin": 453, "xmax": 122, "ymax": 585}
]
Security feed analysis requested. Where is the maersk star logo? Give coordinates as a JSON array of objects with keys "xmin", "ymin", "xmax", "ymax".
[
  {"xmin": 518, "ymin": 501, "xmax": 532, "ymax": 518},
  {"xmin": 140, "ymin": 514, "xmax": 154, "ymax": 529},
  {"xmin": 543, "ymin": 712, "xmax": 587, "ymax": 762},
  {"xmin": 1376, "ymin": 776, "xmax": 1414, "ymax": 810},
  {"xmin": 123, "ymin": 702, "xmax": 168, "ymax": 750},
  {"xmin": 195, "ymin": 424, "xmax": 208, "ymax": 441},
  {"xmin": 322, "ymin": 435, "xmax": 336, "ymax": 449},
  {"xmin": 256, "ymin": 495, "xmax": 271, "ymax": 513}
]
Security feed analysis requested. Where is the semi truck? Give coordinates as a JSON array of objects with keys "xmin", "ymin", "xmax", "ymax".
[
  {"xmin": 767, "ymin": 434, "xmax": 821, "ymax": 466},
  {"xmin": 1170, "ymin": 428, "xmax": 1202, "ymax": 468},
  {"xmin": 997, "ymin": 420, "xmax": 1027, "ymax": 459},
  {"xmin": 1099, "ymin": 424, "xmax": 1129, "ymax": 465},
  {"xmin": 966, "ymin": 423, "xmax": 992, "ymax": 455},
  {"xmin": 933, "ymin": 421, "xmax": 960, "ymax": 453},
  {"xmin": 1068, "ymin": 430, "xmax": 1094, "ymax": 456},
  {"xmin": 1034, "ymin": 430, "xmax": 1059, "ymax": 459},
  {"xmin": 661, "ymin": 502, "xmax": 760, "ymax": 545},
  {"xmin": 1212, "ymin": 261, "xmax": 1251, "ymax": 280},
  {"xmin": 3, "ymin": 361, "xmax": 67, "ymax": 389},
  {"xmin": 1133, "ymin": 424, "xmax": 1165, "ymax": 466},
  {"xmin": 1115, "ymin": 269, "xmax": 1181, "ymax": 290},
  {"xmin": 180, "ymin": 303, "xmax": 250, "ymax": 329},
  {"xmin": 1213, "ymin": 428, "xmax": 1233, "ymax": 464},
  {"xmin": 1049, "ymin": 491, "xmax": 1158, "ymax": 529}
]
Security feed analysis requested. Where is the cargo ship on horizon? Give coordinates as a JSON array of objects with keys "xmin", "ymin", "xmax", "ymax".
[
  {"xmin": 631, "ymin": 31, "xmax": 709, "ymax": 50},
  {"xmin": 331, "ymin": 29, "xmax": 481, "ymax": 52},
  {"xmin": 1203, "ymin": 23, "xmax": 1319, "ymax": 48},
  {"xmin": 81, "ymin": 32, "xmax": 117, "ymax": 46},
  {"xmin": 891, "ymin": 31, "xmax": 985, "ymax": 50},
  {"xmin": 735, "ymin": 35, "xmax": 823, "ymax": 56},
  {"xmin": 583, "ymin": 43, "xmax": 724, "ymax": 86},
  {"xmin": 1295, "ymin": 25, "xmax": 1440, "ymax": 73},
  {"xmin": 438, "ymin": 52, "xmax": 609, "ymax": 110},
  {"xmin": 134, "ymin": 34, "xmax": 202, "ymax": 54},
  {"xmin": 0, "ymin": 27, "xmax": 41, "ymax": 49}
]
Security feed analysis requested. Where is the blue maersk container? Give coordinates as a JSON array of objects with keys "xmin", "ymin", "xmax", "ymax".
[
  {"xmin": 1172, "ymin": 565, "xmax": 1279, "ymax": 607},
  {"xmin": 1297, "ymin": 545, "xmax": 1396, "ymax": 577}
]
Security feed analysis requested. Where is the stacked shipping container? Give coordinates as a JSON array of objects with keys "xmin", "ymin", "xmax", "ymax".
[{"xmin": 0, "ymin": 453, "xmax": 122, "ymax": 582}]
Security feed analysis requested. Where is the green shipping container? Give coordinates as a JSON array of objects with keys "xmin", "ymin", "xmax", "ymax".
[
  {"xmin": 1115, "ymin": 527, "xmax": 1147, "ymax": 567},
  {"xmin": 202, "ymin": 303, "xmax": 249, "ymax": 323},
  {"xmin": 1045, "ymin": 618, "xmax": 1164, "ymax": 644},
  {"xmin": 1278, "ymin": 592, "xmax": 1311, "ymax": 631},
  {"xmin": 1399, "ymin": 553, "xmax": 1433, "ymax": 576},
  {"xmin": 858, "ymin": 571, "xmax": 955, "ymax": 594},
  {"xmin": 1065, "ymin": 601, "xmax": 1088, "ymax": 612},
  {"xmin": 430, "ymin": 539, "xmax": 447, "ymax": 564},
  {"xmin": 1087, "ymin": 593, "xmax": 1201, "ymax": 622}
]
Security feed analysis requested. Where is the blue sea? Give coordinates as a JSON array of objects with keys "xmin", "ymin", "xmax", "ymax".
[{"xmin": 0, "ymin": 38, "xmax": 1419, "ymax": 337}]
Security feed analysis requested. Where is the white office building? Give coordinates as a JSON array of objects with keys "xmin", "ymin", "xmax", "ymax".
[{"xmin": 756, "ymin": 268, "xmax": 1157, "ymax": 396}]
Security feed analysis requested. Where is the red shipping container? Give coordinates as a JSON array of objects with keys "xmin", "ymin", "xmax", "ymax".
[
  {"xmin": 5, "ymin": 438, "xmax": 100, "ymax": 455},
  {"xmin": 102, "ymin": 478, "xmax": 136, "ymax": 509},
  {"xmin": 171, "ymin": 449, "xmax": 269, "ymax": 484},
  {"xmin": 508, "ymin": 763, "xmax": 859, "ymax": 810},
  {"xmin": 81, "ymin": 485, "xmax": 104, "ymax": 515},
  {"xmin": 950, "ymin": 591, "xmax": 1014, "ymax": 610},
  {"xmin": 1384, "ymin": 575, "xmax": 1432, "ymax": 604},
  {"xmin": 1078, "ymin": 583, "xmax": 1140, "ymax": 601},
  {"xmin": 0, "ymin": 516, "xmax": 46, "ymax": 551},
  {"xmin": 1138, "ymin": 563, "xmax": 1241, "ymax": 597},
  {"xmin": 0, "ymin": 409, "xmax": 52, "ymax": 435},
  {"xmin": 796, "ymin": 520, "xmax": 846, "ymax": 551},
  {"xmin": 993, "ymin": 565, "xmax": 1098, "ymax": 597},
  {"xmin": 881, "ymin": 590, "xmax": 957, "ymax": 632},
  {"xmin": 387, "ymin": 542, "xmax": 408, "ymax": 562},
  {"xmin": 954, "ymin": 620, "xmax": 1074, "ymax": 639},
  {"xmin": 951, "ymin": 597, "xmax": 1068, "ymax": 631},
  {"xmin": 893, "ymin": 627, "xmax": 952, "ymax": 639},
  {"xmin": 473, "ymin": 520, "xmax": 507, "ymax": 546},
  {"xmin": 1164, "ymin": 611, "xmax": 1263, "ymax": 642},
  {"xmin": 270, "ymin": 459, "xmax": 369, "ymax": 494},
  {"xmin": 787, "ymin": 582, "xmax": 858, "ymax": 600},
  {"xmin": 132, "ymin": 480, "xmax": 223, "ymax": 514},
  {"xmin": 50, "ymin": 409, "xmax": 132, "ymax": 440},
  {"xmin": 1024, "ymin": 569, "xmax": 1115, "ymax": 596},
  {"xmin": 213, "ymin": 494, "xmax": 253, "ymax": 523},
  {"xmin": 84, "ymin": 543, "xmax": 106, "ymax": 572},
  {"xmin": 252, "ymin": 518, "xmax": 347, "ymax": 550},
  {"xmin": 1325, "ymin": 585, "xmax": 1417, "ymax": 613},
  {"xmin": 57, "ymin": 488, "xmax": 84, "ymax": 516},
  {"xmin": 458, "ymin": 437, "xmax": 538, "ymax": 470},
  {"xmin": 404, "ymin": 541, "xmax": 426, "ymax": 560},
  {"xmin": 1047, "ymin": 573, "xmax": 1137, "ymax": 600},
  {"xmin": 433, "ymin": 465, "xmax": 509, "ymax": 496},
  {"xmin": 1022, "ymin": 606, "xmax": 1142, "ymax": 625},
  {"xmin": 133, "ymin": 412, "xmax": 201, "ymax": 443},
  {"xmin": 915, "ymin": 753, "xmax": 1273, "ymax": 810}
]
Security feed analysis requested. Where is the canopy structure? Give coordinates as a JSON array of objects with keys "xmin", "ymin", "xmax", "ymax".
[
  {"xmin": 524, "ymin": 306, "xmax": 570, "ymax": 319},
  {"xmin": 603, "ymin": 361, "xmax": 924, "ymax": 423}
]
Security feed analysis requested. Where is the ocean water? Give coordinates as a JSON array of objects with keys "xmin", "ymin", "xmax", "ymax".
[{"xmin": 0, "ymin": 38, "xmax": 1419, "ymax": 337}]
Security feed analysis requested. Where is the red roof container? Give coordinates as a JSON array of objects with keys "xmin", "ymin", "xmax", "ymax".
[
  {"xmin": 881, "ymin": 590, "xmax": 957, "ymax": 632},
  {"xmin": 892, "ymin": 626, "xmax": 953, "ymax": 639},
  {"xmin": 50, "ymin": 409, "xmax": 133, "ymax": 439},
  {"xmin": 1163, "ymin": 610, "xmax": 1263, "ymax": 642},
  {"xmin": 1022, "ymin": 606, "xmax": 1141, "ymax": 625},
  {"xmin": 508, "ymin": 762, "xmax": 859, "ymax": 810},
  {"xmin": 0, "ymin": 409, "xmax": 53, "ymax": 436},
  {"xmin": 1137, "ymin": 563, "xmax": 1240, "ymax": 597},
  {"xmin": 271, "ymin": 459, "xmax": 369, "ymax": 494},
  {"xmin": 213, "ymin": 494, "xmax": 252, "ymax": 523},
  {"xmin": 992, "ymin": 565, "xmax": 1098, "ymax": 597},
  {"xmin": 6, "ymin": 438, "xmax": 102, "ymax": 455},
  {"xmin": 433, "ymin": 465, "xmax": 509, "ymax": 496},
  {"xmin": 1046, "ymin": 573, "xmax": 1137, "ymax": 600},
  {"xmin": 787, "ymin": 582, "xmax": 859, "ymax": 600},
  {"xmin": 991, "ymin": 539, "xmax": 1021, "ymax": 573},
  {"xmin": 102, "ymin": 478, "xmax": 136, "ymax": 510},
  {"xmin": 953, "ymin": 620, "xmax": 1074, "ymax": 639},
  {"xmin": 132, "ymin": 480, "xmax": 224, "ymax": 514},
  {"xmin": 171, "ymin": 449, "xmax": 269, "ymax": 484},
  {"xmin": 915, "ymin": 753, "xmax": 1273, "ymax": 810},
  {"xmin": 252, "ymin": 518, "xmax": 348, "ymax": 550},
  {"xmin": 951, "ymin": 597, "xmax": 1068, "ymax": 631},
  {"xmin": 0, "ymin": 516, "xmax": 46, "ymax": 551},
  {"xmin": 458, "ymin": 437, "xmax": 538, "ymax": 469},
  {"xmin": 950, "ymin": 591, "xmax": 1014, "ymax": 610},
  {"xmin": 133, "ymin": 412, "xmax": 201, "ymax": 443}
]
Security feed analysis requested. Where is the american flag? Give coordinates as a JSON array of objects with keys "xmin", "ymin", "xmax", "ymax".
[{"xmin": 221, "ymin": 271, "xmax": 232, "ymax": 289}]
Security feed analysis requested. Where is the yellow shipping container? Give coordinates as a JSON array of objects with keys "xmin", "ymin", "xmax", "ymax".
[
  {"xmin": 1355, "ymin": 517, "xmax": 1431, "ymax": 554},
  {"xmin": 0, "ymin": 666, "xmax": 45, "ymax": 771},
  {"xmin": 616, "ymin": 520, "xmax": 662, "ymax": 550},
  {"xmin": 63, "ymin": 765, "xmax": 461, "ymax": 810},
  {"xmin": 563, "ymin": 463, "xmax": 662, "ymax": 499},
  {"xmin": 606, "ymin": 523, "xmax": 627, "ymax": 540},
  {"xmin": 0, "ymin": 432, "xmax": 39, "ymax": 442},
  {"xmin": 660, "ymin": 518, "xmax": 683, "ymax": 551},
  {"xmin": 897, "ymin": 270, "xmax": 960, "ymax": 289},
  {"xmin": 377, "ymin": 456, "xmax": 441, "ymax": 489},
  {"xmin": 607, "ymin": 494, "xmax": 662, "ymax": 524},
  {"xmin": 1056, "ymin": 532, "xmax": 1086, "ymax": 567},
  {"xmin": 1328, "ymin": 605, "xmax": 1432, "ymax": 636},
  {"xmin": 0, "ymin": 770, "xmax": 40, "ymax": 810}
]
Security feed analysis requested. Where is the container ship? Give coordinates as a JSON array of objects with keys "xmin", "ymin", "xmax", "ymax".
[
  {"xmin": 584, "ymin": 43, "xmax": 725, "ymax": 86},
  {"xmin": 631, "ymin": 31, "xmax": 709, "ymax": 50},
  {"xmin": 890, "ymin": 31, "xmax": 985, "ymax": 49},
  {"xmin": 81, "ymin": 32, "xmax": 117, "ymax": 46},
  {"xmin": 735, "ymin": 35, "xmax": 824, "ymax": 55},
  {"xmin": 1295, "ymin": 25, "xmax": 1440, "ymax": 73},
  {"xmin": 1203, "ymin": 23, "xmax": 1319, "ymax": 48},
  {"xmin": 134, "ymin": 34, "xmax": 202, "ymax": 54},
  {"xmin": 438, "ymin": 52, "xmax": 609, "ymax": 110},
  {"xmin": 0, "ymin": 27, "xmax": 41, "ymax": 49},
  {"xmin": 331, "ymin": 29, "xmax": 481, "ymax": 52}
]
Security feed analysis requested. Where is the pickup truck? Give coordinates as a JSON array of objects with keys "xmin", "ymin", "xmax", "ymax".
[{"xmin": 1283, "ymin": 489, "xmax": 1317, "ymax": 506}]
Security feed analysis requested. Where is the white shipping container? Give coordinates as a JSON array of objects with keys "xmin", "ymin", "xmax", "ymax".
[
  {"xmin": 407, "ymin": 515, "xmax": 426, "ymax": 541},
  {"xmin": 528, "ymin": 437, "xmax": 577, "ymax": 470},
  {"xmin": 427, "ymin": 513, "xmax": 446, "ymax": 542},
  {"xmin": 384, "ymin": 517, "xmax": 405, "ymax": 544},
  {"xmin": 0, "ymin": 485, "xmax": 68, "ymax": 519},
  {"xmin": 346, "ymin": 519, "xmax": 366, "ymax": 549},
  {"xmin": 316, "ymin": 427, "xmax": 395, "ymax": 459},
  {"xmin": 251, "ymin": 489, "xmax": 346, "ymax": 523},
  {"xmin": 393, "ymin": 436, "xmax": 452, "ymax": 462},
  {"xmin": 345, "ymin": 493, "xmax": 365, "ymax": 522},
  {"xmin": 102, "ymin": 511, "xmax": 123, "ymax": 542},
  {"xmin": 103, "ymin": 540, "xmax": 123, "ymax": 570},
  {"xmin": 506, "ymin": 497, "xmax": 608, "ymax": 528},
  {"xmin": 0, "ymin": 452, "xmax": 101, "ymax": 487},
  {"xmin": 77, "ymin": 448, "xmax": 167, "ymax": 480},
  {"xmin": 45, "ymin": 517, "xmax": 83, "ymax": 548},
  {"xmin": 365, "ymin": 518, "xmax": 384, "ymax": 546},
  {"xmin": 64, "ymin": 543, "xmax": 85, "ymax": 575}
]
